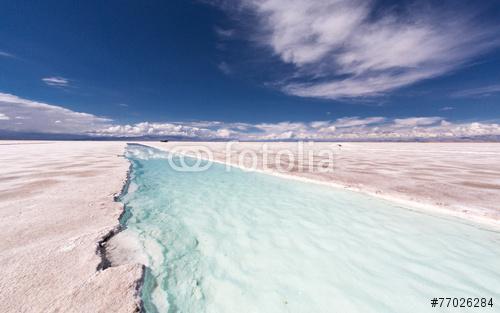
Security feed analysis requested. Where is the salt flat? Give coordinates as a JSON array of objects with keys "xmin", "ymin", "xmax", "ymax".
[
  {"xmin": 1, "ymin": 140, "xmax": 499, "ymax": 312},
  {"xmin": 145, "ymin": 142, "xmax": 500, "ymax": 226},
  {"xmin": 0, "ymin": 141, "xmax": 142, "ymax": 313}
]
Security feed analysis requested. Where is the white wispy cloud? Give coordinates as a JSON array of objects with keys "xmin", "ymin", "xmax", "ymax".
[
  {"xmin": 42, "ymin": 76, "xmax": 70, "ymax": 87},
  {"xmin": 215, "ymin": 26, "xmax": 235, "ymax": 38},
  {"xmin": 440, "ymin": 106, "xmax": 454, "ymax": 111},
  {"xmin": 0, "ymin": 50, "xmax": 15, "ymax": 58},
  {"xmin": 0, "ymin": 92, "xmax": 111, "ymax": 134},
  {"xmin": 452, "ymin": 84, "xmax": 500, "ymax": 98},
  {"xmin": 332, "ymin": 117, "xmax": 386, "ymax": 128},
  {"xmin": 213, "ymin": 0, "xmax": 500, "ymax": 99},
  {"xmin": 0, "ymin": 113, "xmax": 10, "ymax": 120},
  {"xmin": 393, "ymin": 117, "xmax": 442, "ymax": 127},
  {"xmin": 218, "ymin": 61, "xmax": 232, "ymax": 74}
]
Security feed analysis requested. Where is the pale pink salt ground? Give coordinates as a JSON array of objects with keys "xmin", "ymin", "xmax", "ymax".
[
  {"xmin": 0, "ymin": 141, "xmax": 143, "ymax": 313},
  {"xmin": 1, "ymin": 140, "xmax": 499, "ymax": 312}
]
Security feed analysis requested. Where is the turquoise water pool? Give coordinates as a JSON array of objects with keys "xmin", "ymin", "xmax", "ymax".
[{"xmin": 119, "ymin": 144, "xmax": 500, "ymax": 313}]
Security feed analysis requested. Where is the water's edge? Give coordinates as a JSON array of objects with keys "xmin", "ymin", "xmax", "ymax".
[
  {"xmin": 115, "ymin": 143, "xmax": 500, "ymax": 313},
  {"xmin": 95, "ymin": 146, "xmax": 146, "ymax": 312},
  {"xmin": 143, "ymin": 143, "xmax": 500, "ymax": 231}
]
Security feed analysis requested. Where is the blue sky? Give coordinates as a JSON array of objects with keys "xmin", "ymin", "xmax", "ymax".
[{"xmin": 1, "ymin": 0, "xmax": 500, "ymax": 140}]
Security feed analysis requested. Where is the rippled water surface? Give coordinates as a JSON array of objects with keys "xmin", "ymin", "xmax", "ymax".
[{"xmin": 120, "ymin": 144, "xmax": 500, "ymax": 313}]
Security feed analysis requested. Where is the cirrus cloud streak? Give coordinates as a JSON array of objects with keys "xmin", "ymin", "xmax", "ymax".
[{"xmin": 214, "ymin": 0, "xmax": 500, "ymax": 99}]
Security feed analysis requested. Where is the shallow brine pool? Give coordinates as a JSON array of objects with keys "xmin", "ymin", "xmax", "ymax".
[{"xmin": 119, "ymin": 144, "xmax": 500, "ymax": 313}]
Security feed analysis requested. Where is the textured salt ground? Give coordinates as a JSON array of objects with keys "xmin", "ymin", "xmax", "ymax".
[
  {"xmin": 144, "ymin": 142, "xmax": 500, "ymax": 227},
  {"xmin": 0, "ymin": 141, "xmax": 143, "ymax": 313},
  {"xmin": 2, "ymin": 140, "xmax": 499, "ymax": 312}
]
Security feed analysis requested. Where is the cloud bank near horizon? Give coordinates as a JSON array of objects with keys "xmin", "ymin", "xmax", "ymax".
[
  {"xmin": 213, "ymin": 0, "xmax": 500, "ymax": 99},
  {"xmin": 1, "ymin": 92, "xmax": 500, "ymax": 140},
  {"xmin": 0, "ymin": 92, "xmax": 112, "ymax": 134}
]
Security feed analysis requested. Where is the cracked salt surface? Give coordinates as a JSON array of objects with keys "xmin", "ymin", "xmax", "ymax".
[{"xmin": 117, "ymin": 144, "xmax": 500, "ymax": 313}]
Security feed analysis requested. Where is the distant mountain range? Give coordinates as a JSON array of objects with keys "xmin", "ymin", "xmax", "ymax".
[{"xmin": 1, "ymin": 130, "xmax": 500, "ymax": 142}]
